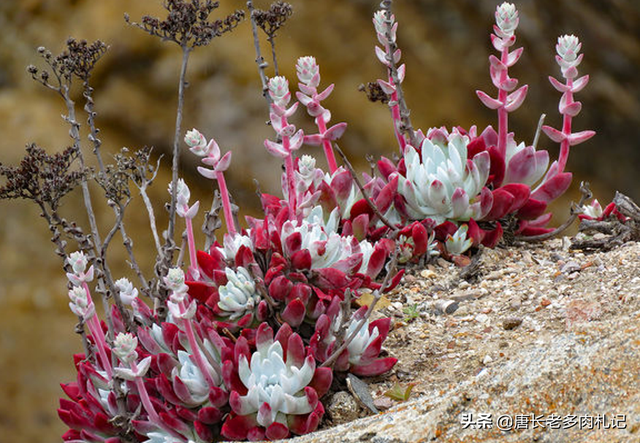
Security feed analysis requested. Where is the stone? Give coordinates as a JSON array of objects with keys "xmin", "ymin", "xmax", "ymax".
[{"xmin": 327, "ymin": 391, "xmax": 360, "ymax": 425}]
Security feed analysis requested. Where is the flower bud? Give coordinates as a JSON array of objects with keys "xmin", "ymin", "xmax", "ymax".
[
  {"xmin": 495, "ymin": 2, "xmax": 519, "ymax": 37},
  {"xmin": 113, "ymin": 332, "xmax": 138, "ymax": 363},
  {"xmin": 184, "ymin": 129, "xmax": 208, "ymax": 156},
  {"xmin": 296, "ymin": 56, "xmax": 320, "ymax": 87},
  {"xmin": 67, "ymin": 251, "xmax": 88, "ymax": 275},
  {"xmin": 115, "ymin": 278, "xmax": 138, "ymax": 305},
  {"xmin": 164, "ymin": 268, "xmax": 188, "ymax": 294},
  {"xmin": 68, "ymin": 286, "xmax": 94, "ymax": 318},
  {"xmin": 268, "ymin": 76, "xmax": 291, "ymax": 108}
]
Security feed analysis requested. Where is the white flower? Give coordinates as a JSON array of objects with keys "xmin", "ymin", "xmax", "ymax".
[
  {"xmin": 168, "ymin": 178, "xmax": 199, "ymax": 218},
  {"xmin": 556, "ymin": 35, "xmax": 581, "ymax": 63},
  {"xmin": 236, "ymin": 339, "xmax": 315, "ymax": 427},
  {"xmin": 217, "ymin": 267, "xmax": 261, "ymax": 320}
]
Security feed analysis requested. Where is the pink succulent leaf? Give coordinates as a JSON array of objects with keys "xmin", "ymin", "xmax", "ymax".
[
  {"xmin": 568, "ymin": 130, "xmax": 596, "ymax": 146},
  {"xmin": 563, "ymin": 65, "xmax": 579, "ymax": 79},
  {"xmin": 310, "ymin": 367, "xmax": 333, "ymax": 398},
  {"xmin": 286, "ymin": 332, "xmax": 306, "ymax": 368},
  {"xmin": 548, "ymin": 76, "xmax": 570, "ymax": 93},
  {"xmin": 184, "ymin": 201, "xmax": 200, "ymax": 219},
  {"xmin": 303, "ymin": 134, "xmax": 324, "ymax": 146},
  {"xmin": 196, "ymin": 166, "xmax": 217, "ymax": 179},
  {"xmin": 332, "ymin": 253, "xmax": 363, "ymax": 274},
  {"xmin": 290, "ymin": 130, "xmax": 305, "ymax": 151},
  {"xmin": 488, "ymin": 55, "xmax": 506, "ymax": 71},
  {"xmin": 324, "ymin": 123, "xmax": 348, "ymax": 141},
  {"xmin": 572, "ymin": 75, "xmax": 590, "ymax": 92},
  {"xmin": 316, "ymin": 84, "xmax": 335, "ymax": 101},
  {"xmin": 500, "ymin": 183, "xmax": 531, "ymax": 212},
  {"xmin": 284, "ymin": 102, "xmax": 300, "ymax": 118},
  {"xmin": 266, "ymin": 422, "xmax": 289, "ymax": 440},
  {"xmin": 206, "ymin": 138, "xmax": 221, "ymax": 163},
  {"xmin": 377, "ymin": 79, "xmax": 396, "ymax": 95},
  {"xmin": 295, "ymin": 92, "xmax": 313, "ymax": 107},
  {"xmin": 561, "ymin": 101, "xmax": 582, "ymax": 117},
  {"xmin": 491, "ymin": 34, "xmax": 505, "ymax": 52},
  {"xmin": 504, "ymin": 85, "xmax": 528, "ymax": 112},
  {"xmin": 214, "ymin": 151, "xmax": 232, "ymax": 172},
  {"xmin": 500, "ymin": 77, "xmax": 519, "ymax": 92},
  {"xmin": 506, "ymin": 47, "xmax": 524, "ymax": 67},
  {"xmin": 541, "ymin": 125, "xmax": 566, "ymax": 143},
  {"xmin": 531, "ymin": 172, "xmax": 572, "ymax": 202},
  {"xmin": 263, "ymin": 139, "xmax": 289, "ymax": 159},
  {"xmin": 476, "ymin": 90, "xmax": 503, "ymax": 110},
  {"xmin": 298, "ymin": 83, "xmax": 316, "ymax": 96},
  {"xmin": 397, "ymin": 64, "xmax": 406, "ymax": 82},
  {"xmin": 375, "ymin": 46, "xmax": 389, "ymax": 65},
  {"xmin": 393, "ymin": 48, "xmax": 401, "ymax": 63}
]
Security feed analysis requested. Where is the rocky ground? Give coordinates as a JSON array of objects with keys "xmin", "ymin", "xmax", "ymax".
[{"xmin": 301, "ymin": 238, "xmax": 640, "ymax": 443}]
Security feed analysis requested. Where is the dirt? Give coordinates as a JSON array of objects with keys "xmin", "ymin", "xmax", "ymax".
[{"xmin": 315, "ymin": 237, "xmax": 640, "ymax": 443}]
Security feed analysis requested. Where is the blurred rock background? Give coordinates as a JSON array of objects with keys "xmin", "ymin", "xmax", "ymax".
[{"xmin": 0, "ymin": 0, "xmax": 637, "ymax": 441}]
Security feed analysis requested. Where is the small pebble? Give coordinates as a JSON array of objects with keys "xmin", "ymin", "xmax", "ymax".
[
  {"xmin": 561, "ymin": 261, "xmax": 581, "ymax": 274},
  {"xmin": 503, "ymin": 317, "xmax": 523, "ymax": 330},
  {"xmin": 482, "ymin": 355, "xmax": 493, "ymax": 365},
  {"xmin": 434, "ymin": 299, "xmax": 459, "ymax": 315},
  {"xmin": 420, "ymin": 270, "xmax": 437, "ymax": 279},
  {"xmin": 475, "ymin": 313, "xmax": 490, "ymax": 324}
]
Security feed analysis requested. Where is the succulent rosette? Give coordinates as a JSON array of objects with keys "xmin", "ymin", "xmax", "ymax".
[
  {"xmin": 222, "ymin": 324, "xmax": 332, "ymax": 440},
  {"xmin": 395, "ymin": 128, "xmax": 492, "ymax": 224}
]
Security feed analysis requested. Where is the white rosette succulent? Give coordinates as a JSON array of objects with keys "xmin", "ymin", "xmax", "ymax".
[
  {"xmin": 232, "ymin": 331, "xmax": 316, "ymax": 428},
  {"xmin": 397, "ymin": 131, "xmax": 490, "ymax": 223},
  {"xmin": 217, "ymin": 267, "xmax": 261, "ymax": 321}
]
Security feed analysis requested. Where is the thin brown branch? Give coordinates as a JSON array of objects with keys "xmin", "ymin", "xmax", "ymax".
[{"xmin": 247, "ymin": 0, "xmax": 272, "ymax": 106}]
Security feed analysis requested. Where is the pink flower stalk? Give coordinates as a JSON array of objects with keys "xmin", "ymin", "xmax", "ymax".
[
  {"xmin": 373, "ymin": 10, "xmax": 407, "ymax": 152},
  {"xmin": 542, "ymin": 35, "xmax": 595, "ymax": 173},
  {"xmin": 168, "ymin": 179, "xmax": 200, "ymax": 276},
  {"xmin": 185, "ymin": 129, "xmax": 236, "ymax": 236},
  {"xmin": 295, "ymin": 56, "xmax": 347, "ymax": 174},
  {"xmin": 165, "ymin": 268, "xmax": 220, "ymax": 389},
  {"xmin": 112, "ymin": 333, "xmax": 184, "ymax": 440},
  {"xmin": 476, "ymin": 2, "xmax": 529, "ymax": 180},
  {"xmin": 66, "ymin": 252, "xmax": 113, "ymax": 379},
  {"xmin": 264, "ymin": 76, "xmax": 304, "ymax": 219}
]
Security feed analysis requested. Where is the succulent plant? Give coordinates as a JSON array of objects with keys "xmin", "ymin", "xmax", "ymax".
[
  {"xmin": 222, "ymin": 324, "xmax": 331, "ymax": 440},
  {"xmin": 396, "ymin": 129, "xmax": 491, "ymax": 224}
]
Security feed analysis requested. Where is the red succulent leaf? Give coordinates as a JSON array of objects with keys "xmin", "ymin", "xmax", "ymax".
[
  {"xmin": 500, "ymin": 183, "xmax": 531, "ymax": 212},
  {"xmin": 377, "ymin": 156, "xmax": 397, "ymax": 180},
  {"xmin": 376, "ymin": 175, "xmax": 399, "ymax": 214},
  {"xmin": 266, "ymin": 422, "xmax": 290, "ymax": 440},
  {"xmin": 282, "ymin": 299, "xmax": 306, "ymax": 328},
  {"xmin": 434, "ymin": 221, "xmax": 458, "ymax": 241},
  {"xmin": 411, "ymin": 222, "xmax": 429, "ymax": 256},
  {"xmin": 349, "ymin": 198, "xmax": 374, "ymax": 220},
  {"xmin": 517, "ymin": 198, "xmax": 548, "ymax": 220},
  {"xmin": 268, "ymin": 275, "xmax": 292, "ymax": 301},
  {"xmin": 331, "ymin": 169, "xmax": 353, "ymax": 203},
  {"xmin": 291, "ymin": 249, "xmax": 312, "ymax": 270},
  {"xmin": 156, "ymin": 374, "xmax": 182, "ymax": 405},
  {"xmin": 284, "ymin": 231, "xmax": 302, "ymax": 254},
  {"xmin": 195, "ymin": 420, "xmax": 214, "ymax": 441},
  {"xmin": 466, "ymin": 219, "xmax": 483, "ymax": 246},
  {"xmin": 351, "ymin": 357, "xmax": 398, "ymax": 377},
  {"xmin": 313, "ymin": 267, "xmax": 350, "ymax": 290},
  {"xmin": 480, "ymin": 222, "xmax": 503, "ymax": 248},
  {"xmin": 197, "ymin": 249, "xmax": 224, "ymax": 279},
  {"xmin": 198, "ymin": 406, "xmax": 223, "ymax": 425},
  {"xmin": 222, "ymin": 361, "xmax": 246, "ymax": 395},
  {"xmin": 369, "ymin": 317, "xmax": 392, "ymax": 342},
  {"xmin": 186, "ymin": 281, "xmax": 215, "ymax": 304},
  {"xmin": 310, "ymin": 367, "xmax": 333, "ymax": 398},
  {"xmin": 286, "ymin": 332, "xmax": 306, "ymax": 367},
  {"xmin": 485, "ymin": 188, "xmax": 515, "ymax": 220},
  {"xmin": 352, "ymin": 213, "xmax": 370, "ymax": 241},
  {"xmin": 531, "ymin": 172, "xmax": 572, "ymax": 203},
  {"xmin": 221, "ymin": 414, "xmax": 257, "ymax": 440}
]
